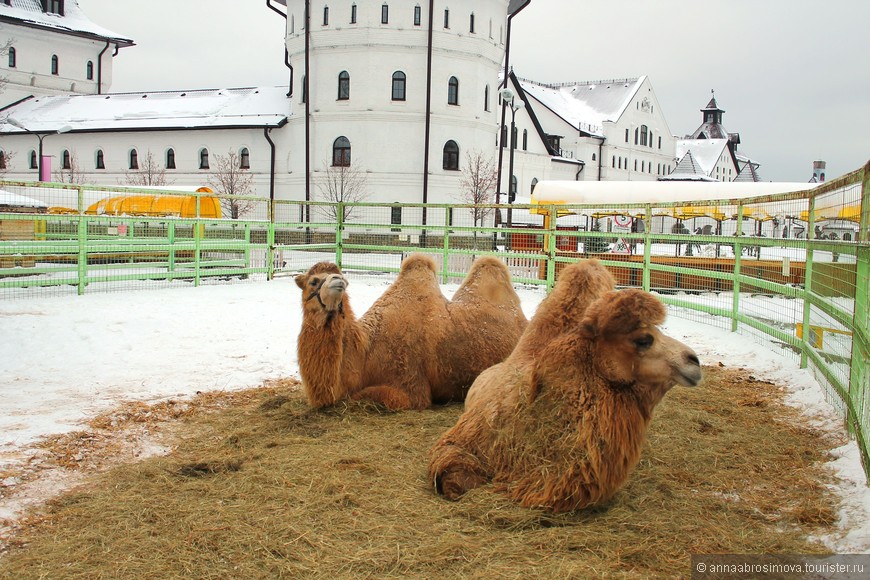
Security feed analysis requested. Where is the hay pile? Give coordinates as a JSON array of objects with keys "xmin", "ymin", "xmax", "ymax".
[{"xmin": 0, "ymin": 367, "xmax": 840, "ymax": 578}]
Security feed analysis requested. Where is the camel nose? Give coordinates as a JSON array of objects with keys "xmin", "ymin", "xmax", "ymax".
[
  {"xmin": 680, "ymin": 352, "xmax": 702, "ymax": 387},
  {"xmin": 327, "ymin": 277, "xmax": 346, "ymax": 292}
]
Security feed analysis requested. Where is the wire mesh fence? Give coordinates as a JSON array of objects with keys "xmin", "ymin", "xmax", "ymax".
[{"xmin": 1, "ymin": 163, "xmax": 868, "ymax": 479}]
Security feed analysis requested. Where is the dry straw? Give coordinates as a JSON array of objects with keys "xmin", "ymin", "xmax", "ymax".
[{"xmin": 0, "ymin": 367, "xmax": 841, "ymax": 578}]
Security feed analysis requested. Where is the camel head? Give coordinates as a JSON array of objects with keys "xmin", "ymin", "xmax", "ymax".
[
  {"xmin": 295, "ymin": 262, "xmax": 348, "ymax": 315},
  {"xmin": 580, "ymin": 289, "xmax": 702, "ymax": 395}
]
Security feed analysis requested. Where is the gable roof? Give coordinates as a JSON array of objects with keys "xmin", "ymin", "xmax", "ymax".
[
  {"xmin": 0, "ymin": 0, "xmax": 134, "ymax": 46},
  {"xmin": 516, "ymin": 76, "xmax": 645, "ymax": 137},
  {"xmin": 674, "ymin": 138, "xmax": 731, "ymax": 177},
  {"xmin": 659, "ymin": 150, "xmax": 717, "ymax": 182},
  {"xmin": 0, "ymin": 87, "xmax": 291, "ymax": 133}
]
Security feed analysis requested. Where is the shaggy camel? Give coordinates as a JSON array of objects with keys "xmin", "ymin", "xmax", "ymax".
[
  {"xmin": 295, "ymin": 253, "xmax": 527, "ymax": 410},
  {"xmin": 428, "ymin": 259, "xmax": 702, "ymax": 512}
]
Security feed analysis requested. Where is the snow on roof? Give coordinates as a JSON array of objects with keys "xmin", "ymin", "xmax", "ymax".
[
  {"xmin": 0, "ymin": 189, "xmax": 48, "ymax": 208},
  {"xmin": 660, "ymin": 150, "xmax": 717, "ymax": 182},
  {"xmin": 0, "ymin": 87, "xmax": 291, "ymax": 133},
  {"xmin": 517, "ymin": 77, "xmax": 645, "ymax": 136},
  {"xmin": 674, "ymin": 138, "xmax": 730, "ymax": 176},
  {"xmin": 0, "ymin": 0, "xmax": 133, "ymax": 46}
]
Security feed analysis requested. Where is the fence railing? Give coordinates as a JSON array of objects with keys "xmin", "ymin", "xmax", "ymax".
[{"xmin": 1, "ymin": 162, "xmax": 868, "ymax": 481}]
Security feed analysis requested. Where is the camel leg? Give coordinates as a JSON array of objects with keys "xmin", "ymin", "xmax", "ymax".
[
  {"xmin": 428, "ymin": 443, "xmax": 489, "ymax": 500},
  {"xmin": 350, "ymin": 385, "xmax": 414, "ymax": 410}
]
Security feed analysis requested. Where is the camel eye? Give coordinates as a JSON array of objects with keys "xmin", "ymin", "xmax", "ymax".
[
  {"xmin": 634, "ymin": 334, "xmax": 654, "ymax": 350},
  {"xmin": 309, "ymin": 278, "xmax": 320, "ymax": 287}
]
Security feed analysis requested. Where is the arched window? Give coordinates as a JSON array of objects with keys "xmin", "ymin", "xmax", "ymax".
[
  {"xmin": 95, "ymin": 149, "xmax": 105, "ymax": 169},
  {"xmin": 522, "ymin": 129, "xmax": 528, "ymax": 151},
  {"xmin": 166, "ymin": 148, "xmax": 176, "ymax": 169},
  {"xmin": 239, "ymin": 147, "xmax": 250, "ymax": 169},
  {"xmin": 129, "ymin": 149, "xmax": 139, "ymax": 170},
  {"xmin": 469, "ymin": 12, "xmax": 475, "ymax": 33},
  {"xmin": 199, "ymin": 148, "xmax": 210, "ymax": 170},
  {"xmin": 531, "ymin": 177, "xmax": 538, "ymax": 193},
  {"xmin": 391, "ymin": 71, "xmax": 406, "ymax": 101},
  {"xmin": 414, "ymin": 4, "xmax": 421, "ymax": 26},
  {"xmin": 29, "ymin": 150, "xmax": 37, "ymax": 169},
  {"xmin": 447, "ymin": 76, "xmax": 459, "ymax": 105},
  {"xmin": 648, "ymin": 129, "xmax": 653, "ymax": 148},
  {"xmin": 332, "ymin": 136, "xmax": 351, "ymax": 166},
  {"xmin": 62, "ymin": 149, "xmax": 71, "ymax": 170},
  {"xmin": 381, "ymin": 3, "xmax": 389, "ymax": 24},
  {"xmin": 640, "ymin": 125, "xmax": 648, "ymax": 146},
  {"xmin": 634, "ymin": 127, "xmax": 639, "ymax": 145},
  {"xmin": 443, "ymin": 8, "xmax": 449, "ymax": 28},
  {"xmin": 323, "ymin": 5, "xmax": 329, "ymax": 25},
  {"xmin": 351, "ymin": 3, "xmax": 357, "ymax": 23},
  {"xmin": 442, "ymin": 140, "xmax": 459, "ymax": 170},
  {"xmin": 338, "ymin": 70, "xmax": 350, "ymax": 100},
  {"xmin": 592, "ymin": 152, "xmax": 597, "ymax": 161},
  {"xmin": 8, "ymin": 47, "xmax": 15, "ymax": 68},
  {"xmin": 51, "ymin": 54, "xmax": 59, "ymax": 75},
  {"xmin": 86, "ymin": 60, "xmax": 93, "ymax": 80},
  {"xmin": 484, "ymin": 84, "xmax": 489, "ymax": 111}
]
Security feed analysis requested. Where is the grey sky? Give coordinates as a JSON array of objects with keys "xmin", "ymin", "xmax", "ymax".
[{"xmin": 77, "ymin": 0, "xmax": 869, "ymax": 182}]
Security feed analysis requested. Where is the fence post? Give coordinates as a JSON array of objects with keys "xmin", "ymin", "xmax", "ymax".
[
  {"xmin": 75, "ymin": 186, "xmax": 86, "ymax": 295},
  {"xmin": 267, "ymin": 201, "xmax": 276, "ymax": 281},
  {"xmin": 194, "ymin": 196, "xmax": 202, "ymax": 287},
  {"xmin": 642, "ymin": 205, "xmax": 652, "ymax": 292},
  {"xmin": 731, "ymin": 203, "xmax": 745, "ymax": 332},
  {"xmin": 800, "ymin": 196, "xmax": 818, "ymax": 369},
  {"xmin": 336, "ymin": 202, "xmax": 344, "ymax": 269},
  {"xmin": 442, "ymin": 207, "xmax": 450, "ymax": 284},
  {"xmin": 545, "ymin": 205, "xmax": 557, "ymax": 292},
  {"xmin": 168, "ymin": 221, "xmax": 176, "ymax": 273}
]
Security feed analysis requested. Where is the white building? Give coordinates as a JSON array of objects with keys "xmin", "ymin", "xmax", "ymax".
[{"xmin": 0, "ymin": 0, "xmax": 133, "ymax": 105}]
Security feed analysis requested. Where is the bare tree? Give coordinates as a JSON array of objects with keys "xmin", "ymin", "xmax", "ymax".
[
  {"xmin": 0, "ymin": 40, "xmax": 11, "ymax": 96},
  {"xmin": 315, "ymin": 159, "xmax": 369, "ymax": 223},
  {"xmin": 0, "ymin": 149, "xmax": 16, "ymax": 178},
  {"xmin": 458, "ymin": 150, "xmax": 498, "ymax": 232},
  {"xmin": 208, "ymin": 150, "xmax": 255, "ymax": 219},
  {"xmin": 53, "ymin": 150, "xmax": 86, "ymax": 184},
  {"xmin": 123, "ymin": 150, "xmax": 171, "ymax": 187}
]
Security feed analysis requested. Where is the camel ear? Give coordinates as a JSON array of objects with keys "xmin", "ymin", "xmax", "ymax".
[
  {"xmin": 585, "ymin": 290, "xmax": 665, "ymax": 337},
  {"xmin": 295, "ymin": 274, "xmax": 306, "ymax": 289}
]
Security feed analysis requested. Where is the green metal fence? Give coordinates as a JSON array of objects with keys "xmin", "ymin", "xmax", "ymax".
[{"xmin": 1, "ymin": 162, "xmax": 868, "ymax": 480}]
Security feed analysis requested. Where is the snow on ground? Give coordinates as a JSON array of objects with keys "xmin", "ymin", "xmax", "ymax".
[{"xmin": 0, "ymin": 275, "xmax": 867, "ymax": 552}]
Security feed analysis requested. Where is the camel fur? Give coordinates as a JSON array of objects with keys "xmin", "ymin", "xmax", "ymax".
[
  {"xmin": 295, "ymin": 253, "xmax": 527, "ymax": 410},
  {"xmin": 428, "ymin": 259, "xmax": 702, "ymax": 512}
]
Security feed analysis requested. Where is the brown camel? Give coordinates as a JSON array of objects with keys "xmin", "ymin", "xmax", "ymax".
[
  {"xmin": 428, "ymin": 259, "xmax": 702, "ymax": 512},
  {"xmin": 295, "ymin": 253, "xmax": 527, "ymax": 410}
]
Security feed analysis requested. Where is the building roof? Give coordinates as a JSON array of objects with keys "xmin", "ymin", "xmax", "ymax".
[
  {"xmin": 516, "ymin": 76, "xmax": 645, "ymax": 137},
  {"xmin": 659, "ymin": 150, "xmax": 717, "ymax": 182},
  {"xmin": 673, "ymin": 138, "xmax": 731, "ymax": 177},
  {"xmin": 0, "ymin": 87, "xmax": 291, "ymax": 133},
  {"xmin": 0, "ymin": 0, "xmax": 134, "ymax": 46}
]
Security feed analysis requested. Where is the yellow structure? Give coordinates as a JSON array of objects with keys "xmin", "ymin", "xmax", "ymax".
[{"xmin": 86, "ymin": 187, "xmax": 221, "ymax": 218}]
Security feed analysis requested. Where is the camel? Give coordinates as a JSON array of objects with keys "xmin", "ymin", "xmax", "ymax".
[
  {"xmin": 428, "ymin": 259, "xmax": 702, "ymax": 512},
  {"xmin": 295, "ymin": 253, "xmax": 527, "ymax": 410}
]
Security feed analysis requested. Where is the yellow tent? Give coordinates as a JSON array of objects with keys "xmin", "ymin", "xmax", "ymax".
[{"xmin": 86, "ymin": 187, "xmax": 221, "ymax": 218}]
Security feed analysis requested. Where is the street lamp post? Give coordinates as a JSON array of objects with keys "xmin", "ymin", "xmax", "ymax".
[
  {"xmin": 5, "ymin": 118, "xmax": 70, "ymax": 181},
  {"xmin": 499, "ymin": 88, "xmax": 524, "ymax": 246}
]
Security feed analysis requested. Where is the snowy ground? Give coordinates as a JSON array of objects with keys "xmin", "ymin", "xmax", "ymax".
[{"xmin": 0, "ymin": 273, "xmax": 868, "ymax": 553}]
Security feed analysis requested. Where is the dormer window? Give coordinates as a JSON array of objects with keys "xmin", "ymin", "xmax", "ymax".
[{"xmin": 43, "ymin": 0, "xmax": 64, "ymax": 15}]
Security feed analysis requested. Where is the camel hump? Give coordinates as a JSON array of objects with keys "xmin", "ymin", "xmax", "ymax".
[
  {"xmin": 400, "ymin": 253, "xmax": 437, "ymax": 274},
  {"xmin": 452, "ymin": 256, "xmax": 518, "ymax": 306}
]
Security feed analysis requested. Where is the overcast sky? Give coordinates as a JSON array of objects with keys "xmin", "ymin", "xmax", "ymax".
[{"xmin": 77, "ymin": 0, "xmax": 868, "ymax": 183}]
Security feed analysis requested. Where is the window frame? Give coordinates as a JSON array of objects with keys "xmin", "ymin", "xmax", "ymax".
[
  {"xmin": 442, "ymin": 140, "xmax": 460, "ymax": 171},
  {"xmin": 199, "ymin": 148, "xmax": 210, "ymax": 170},
  {"xmin": 86, "ymin": 60, "xmax": 93, "ymax": 80},
  {"xmin": 391, "ymin": 71, "xmax": 406, "ymax": 101},
  {"xmin": 338, "ymin": 70, "xmax": 350, "ymax": 100},
  {"xmin": 129, "ymin": 148, "xmax": 139, "ymax": 170},
  {"xmin": 332, "ymin": 136, "xmax": 351, "ymax": 167},
  {"xmin": 51, "ymin": 54, "xmax": 59, "ymax": 75},
  {"xmin": 166, "ymin": 148, "xmax": 176, "ymax": 170},
  {"xmin": 95, "ymin": 149, "xmax": 105, "ymax": 170},
  {"xmin": 447, "ymin": 76, "xmax": 459, "ymax": 105}
]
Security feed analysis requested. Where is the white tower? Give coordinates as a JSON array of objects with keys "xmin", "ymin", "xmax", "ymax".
[{"xmin": 281, "ymin": 1, "xmax": 516, "ymax": 212}]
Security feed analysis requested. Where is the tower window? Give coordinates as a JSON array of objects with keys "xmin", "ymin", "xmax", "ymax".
[
  {"xmin": 442, "ymin": 140, "xmax": 459, "ymax": 170},
  {"xmin": 332, "ymin": 136, "xmax": 351, "ymax": 166},
  {"xmin": 391, "ymin": 71, "xmax": 406, "ymax": 101},
  {"xmin": 338, "ymin": 71, "xmax": 350, "ymax": 100},
  {"xmin": 447, "ymin": 76, "xmax": 459, "ymax": 105}
]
